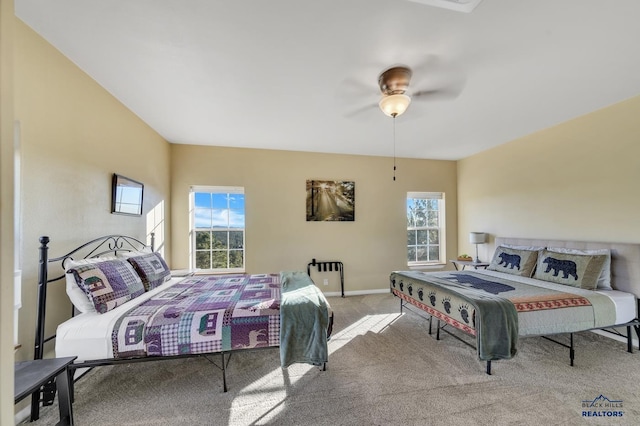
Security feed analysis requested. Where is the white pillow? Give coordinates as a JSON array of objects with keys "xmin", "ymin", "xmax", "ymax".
[
  {"xmin": 64, "ymin": 256, "xmax": 117, "ymax": 313},
  {"xmin": 501, "ymin": 244, "xmax": 545, "ymax": 251},
  {"xmin": 116, "ymin": 247, "xmax": 153, "ymax": 258},
  {"xmin": 546, "ymin": 247, "xmax": 612, "ymax": 290}
]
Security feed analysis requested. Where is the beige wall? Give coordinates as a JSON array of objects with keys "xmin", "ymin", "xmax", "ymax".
[
  {"xmin": 0, "ymin": 0, "xmax": 15, "ymax": 422},
  {"xmin": 8, "ymin": 12, "xmax": 459, "ymax": 419},
  {"xmin": 458, "ymin": 95, "xmax": 640, "ymax": 260},
  {"xmin": 12, "ymin": 15, "xmax": 171, "ymax": 383},
  {"xmin": 9, "ymin": 4, "xmax": 639, "ymax": 420},
  {"xmin": 170, "ymin": 145, "xmax": 458, "ymax": 294}
]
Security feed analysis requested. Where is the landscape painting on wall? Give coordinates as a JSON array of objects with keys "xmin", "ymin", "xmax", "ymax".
[{"xmin": 306, "ymin": 180, "xmax": 355, "ymax": 221}]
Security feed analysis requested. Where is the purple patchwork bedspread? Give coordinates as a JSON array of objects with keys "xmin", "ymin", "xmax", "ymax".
[{"xmin": 111, "ymin": 274, "xmax": 281, "ymax": 358}]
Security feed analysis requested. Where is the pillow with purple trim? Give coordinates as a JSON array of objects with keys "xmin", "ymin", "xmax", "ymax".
[
  {"xmin": 126, "ymin": 252, "xmax": 171, "ymax": 291},
  {"xmin": 70, "ymin": 259, "xmax": 145, "ymax": 314}
]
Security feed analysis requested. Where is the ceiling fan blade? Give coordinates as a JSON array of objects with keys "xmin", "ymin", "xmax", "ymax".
[
  {"xmin": 409, "ymin": 53, "xmax": 466, "ymax": 98},
  {"xmin": 336, "ymin": 75, "xmax": 380, "ymax": 119},
  {"xmin": 410, "ymin": 54, "xmax": 442, "ymax": 76},
  {"xmin": 412, "ymin": 87, "xmax": 461, "ymax": 101},
  {"xmin": 337, "ymin": 77, "xmax": 379, "ymax": 101},
  {"xmin": 344, "ymin": 103, "xmax": 378, "ymax": 119},
  {"xmin": 411, "ymin": 74, "xmax": 466, "ymax": 101}
]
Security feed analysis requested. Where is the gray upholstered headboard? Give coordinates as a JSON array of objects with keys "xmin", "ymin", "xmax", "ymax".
[{"xmin": 495, "ymin": 237, "xmax": 640, "ymax": 299}]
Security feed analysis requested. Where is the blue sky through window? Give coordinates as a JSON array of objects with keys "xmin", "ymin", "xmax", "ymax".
[{"xmin": 194, "ymin": 192, "xmax": 245, "ymax": 228}]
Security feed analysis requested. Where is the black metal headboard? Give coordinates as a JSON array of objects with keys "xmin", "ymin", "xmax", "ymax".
[{"xmin": 34, "ymin": 234, "xmax": 154, "ymax": 362}]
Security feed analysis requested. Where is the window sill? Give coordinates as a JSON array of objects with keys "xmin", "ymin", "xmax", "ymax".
[
  {"xmin": 193, "ymin": 269, "xmax": 245, "ymax": 275},
  {"xmin": 408, "ymin": 263, "xmax": 446, "ymax": 271}
]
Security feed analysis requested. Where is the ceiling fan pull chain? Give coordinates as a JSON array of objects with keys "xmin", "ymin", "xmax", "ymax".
[{"xmin": 393, "ymin": 115, "xmax": 397, "ymax": 181}]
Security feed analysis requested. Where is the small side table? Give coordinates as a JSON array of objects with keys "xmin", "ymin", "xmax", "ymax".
[
  {"xmin": 15, "ymin": 356, "xmax": 77, "ymax": 425},
  {"xmin": 450, "ymin": 260, "xmax": 490, "ymax": 271}
]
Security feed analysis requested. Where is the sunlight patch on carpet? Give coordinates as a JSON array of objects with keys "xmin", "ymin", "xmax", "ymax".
[
  {"xmin": 328, "ymin": 313, "xmax": 402, "ymax": 353},
  {"xmin": 227, "ymin": 313, "xmax": 402, "ymax": 424}
]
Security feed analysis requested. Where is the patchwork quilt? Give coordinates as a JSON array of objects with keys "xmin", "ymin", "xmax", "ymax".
[
  {"xmin": 112, "ymin": 274, "xmax": 281, "ymax": 358},
  {"xmin": 390, "ymin": 270, "xmax": 616, "ymax": 361}
]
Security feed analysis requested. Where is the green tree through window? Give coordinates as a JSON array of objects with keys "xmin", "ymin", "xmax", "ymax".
[{"xmin": 191, "ymin": 187, "xmax": 245, "ymax": 271}]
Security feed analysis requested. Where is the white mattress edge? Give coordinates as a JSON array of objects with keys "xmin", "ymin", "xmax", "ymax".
[
  {"xmin": 475, "ymin": 269, "xmax": 637, "ymax": 325},
  {"xmin": 56, "ymin": 277, "xmax": 184, "ymax": 361}
]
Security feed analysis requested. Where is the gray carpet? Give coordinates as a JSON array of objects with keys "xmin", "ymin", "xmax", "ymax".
[{"xmin": 29, "ymin": 294, "xmax": 640, "ymax": 425}]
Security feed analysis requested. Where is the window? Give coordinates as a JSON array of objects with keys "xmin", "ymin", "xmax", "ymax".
[
  {"xmin": 407, "ymin": 192, "xmax": 445, "ymax": 265},
  {"xmin": 190, "ymin": 186, "xmax": 245, "ymax": 272}
]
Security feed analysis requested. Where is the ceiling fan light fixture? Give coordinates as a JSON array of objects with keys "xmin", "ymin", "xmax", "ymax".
[{"xmin": 379, "ymin": 94, "xmax": 411, "ymax": 117}]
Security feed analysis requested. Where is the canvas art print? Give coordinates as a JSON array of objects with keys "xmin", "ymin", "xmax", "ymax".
[{"xmin": 306, "ymin": 180, "xmax": 355, "ymax": 221}]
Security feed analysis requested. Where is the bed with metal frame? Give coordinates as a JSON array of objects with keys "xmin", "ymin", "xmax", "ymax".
[
  {"xmin": 391, "ymin": 237, "xmax": 640, "ymax": 375},
  {"xmin": 31, "ymin": 234, "xmax": 333, "ymax": 422}
]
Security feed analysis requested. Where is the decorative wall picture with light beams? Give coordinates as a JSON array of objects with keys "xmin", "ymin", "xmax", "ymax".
[{"xmin": 306, "ymin": 180, "xmax": 355, "ymax": 222}]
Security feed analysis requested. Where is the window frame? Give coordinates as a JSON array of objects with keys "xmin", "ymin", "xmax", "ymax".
[
  {"xmin": 14, "ymin": 120, "xmax": 23, "ymax": 346},
  {"xmin": 406, "ymin": 191, "xmax": 446, "ymax": 267},
  {"xmin": 189, "ymin": 186, "xmax": 246, "ymax": 273}
]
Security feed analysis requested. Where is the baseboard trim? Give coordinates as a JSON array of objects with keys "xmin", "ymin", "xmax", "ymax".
[
  {"xmin": 323, "ymin": 288, "xmax": 390, "ymax": 297},
  {"xmin": 15, "ymin": 405, "xmax": 30, "ymax": 425}
]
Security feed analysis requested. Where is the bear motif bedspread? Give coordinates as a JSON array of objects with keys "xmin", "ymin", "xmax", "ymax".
[
  {"xmin": 112, "ymin": 274, "xmax": 282, "ymax": 358},
  {"xmin": 390, "ymin": 270, "xmax": 617, "ymax": 361}
]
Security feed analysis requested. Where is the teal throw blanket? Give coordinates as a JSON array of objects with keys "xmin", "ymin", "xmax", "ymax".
[
  {"xmin": 391, "ymin": 271, "xmax": 519, "ymax": 361},
  {"xmin": 280, "ymin": 271, "xmax": 331, "ymax": 368}
]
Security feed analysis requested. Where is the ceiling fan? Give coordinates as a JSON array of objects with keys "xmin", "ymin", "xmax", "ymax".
[
  {"xmin": 377, "ymin": 65, "xmax": 414, "ymax": 117},
  {"xmin": 354, "ymin": 62, "xmax": 464, "ymax": 181},
  {"xmin": 342, "ymin": 60, "xmax": 465, "ymax": 120},
  {"xmin": 377, "ymin": 64, "xmax": 465, "ymax": 118}
]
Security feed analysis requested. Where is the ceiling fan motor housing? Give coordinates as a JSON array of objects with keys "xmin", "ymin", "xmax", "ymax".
[{"xmin": 378, "ymin": 66, "xmax": 413, "ymax": 96}]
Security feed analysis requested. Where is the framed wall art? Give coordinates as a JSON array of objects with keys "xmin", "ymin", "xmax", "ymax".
[{"xmin": 306, "ymin": 180, "xmax": 355, "ymax": 221}]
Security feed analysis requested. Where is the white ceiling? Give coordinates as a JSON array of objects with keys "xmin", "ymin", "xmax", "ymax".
[{"xmin": 15, "ymin": 0, "xmax": 640, "ymax": 160}]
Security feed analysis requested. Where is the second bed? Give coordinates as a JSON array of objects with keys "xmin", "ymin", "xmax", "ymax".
[{"xmin": 390, "ymin": 237, "xmax": 640, "ymax": 373}]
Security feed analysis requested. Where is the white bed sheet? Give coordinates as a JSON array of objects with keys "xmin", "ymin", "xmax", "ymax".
[
  {"xmin": 475, "ymin": 269, "xmax": 637, "ymax": 327},
  {"xmin": 55, "ymin": 277, "xmax": 183, "ymax": 362},
  {"xmin": 594, "ymin": 289, "xmax": 637, "ymax": 325}
]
